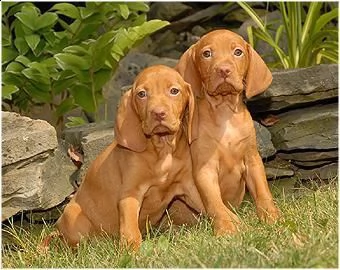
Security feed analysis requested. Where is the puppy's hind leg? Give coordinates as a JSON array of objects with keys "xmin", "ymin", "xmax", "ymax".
[{"xmin": 56, "ymin": 202, "xmax": 94, "ymax": 247}]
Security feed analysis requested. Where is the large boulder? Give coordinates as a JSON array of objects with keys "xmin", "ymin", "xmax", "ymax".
[
  {"xmin": 248, "ymin": 64, "xmax": 338, "ymax": 113},
  {"xmin": 254, "ymin": 121, "xmax": 276, "ymax": 159},
  {"xmin": 2, "ymin": 112, "xmax": 75, "ymax": 221},
  {"xmin": 62, "ymin": 122, "xmax": 115, "ymax": 186},
  {"xmin": 268, "ymin": 103, "xmax": 338, "ymax": 151}
]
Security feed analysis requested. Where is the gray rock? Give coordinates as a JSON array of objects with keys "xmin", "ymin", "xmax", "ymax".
[
  {"xmin": 82, "ymin": 128, "xmax": 114, "ymax": 163},
  {"xmin": 248, "ymin": 64, "xmax": 338, "ymax": 112},
  {"xmin": 149, "ymin": 2, "xmax": 192, "ymax": 21},
  {"xmin": 292, "ymin": 160, "xmax": 334, "ymax": 168},
  {"xmin": 2, "ymin": 112, "xmax": 58, "ymax": 166},
  {"xmin": 254, "ymin": 121, "xmax": 276, "ymax": 158},
  {"xmin": 2, "ymin": 112, "xmax": 75, "ymax": 220},
  {"xmin": 268, "ymin": 103, "xmax": 338, "ymax": 151},
  {"xmin": 169, "ymin": 4, "xmax": 225, "ymax": 33},
  {"xmin": 2, "ymin": 148, "xmax": 75, "ymax": 220},
  {"xmin": 147, "ymin": 30, "xmax": 182, "ymax": 58},
  {"xmin": 295, "ymin": 163, "xmax": 338, "ymax": 180},
  {"xmin": 62, "ymin": 123, "xmax": 115, "ymax": 186},
  {"xmin": 278, "ymin": 149, "xmax": 338, "ymax": 162},
  {"xmin": 264, "ymin": 158, "xmax": 295, "ymax": 180}
]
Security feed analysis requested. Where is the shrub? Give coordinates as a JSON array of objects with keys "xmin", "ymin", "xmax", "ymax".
[
  {"xmin": 238, "ymin": 2, "xmax": 338, "ymax": 69},
  {"xmin": 2, "ymin": 2, "xmax": 168, "ymax": 127}
]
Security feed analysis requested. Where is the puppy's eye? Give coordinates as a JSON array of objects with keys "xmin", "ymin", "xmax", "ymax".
[
  {"xmin": 137, "ymin": 90, "xmax": 147, "ymax": 99},
  {"xmin": 170, "ymin": 87, "xmax": 180, "ymax": 96},
  {"xmin": 234, "ymin": 48, "xmax": 243, "ymax": 57},
  {"xmin": 202, "ymin": 49, "xmax": 212, "ymax": 58}
]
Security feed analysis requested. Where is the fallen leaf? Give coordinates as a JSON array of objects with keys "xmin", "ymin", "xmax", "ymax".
[{"xmin": 260, "ymin": 114, "xmax": 280, "ymax": 127}]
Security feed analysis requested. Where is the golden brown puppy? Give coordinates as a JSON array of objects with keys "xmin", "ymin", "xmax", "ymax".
[
  {"xmin": 56, "ymin": 65, "xmax": 204, "ymax": 249},
  {"xmin": 175, "ymin": 29, "xmax": 280, "ymax": 235}
]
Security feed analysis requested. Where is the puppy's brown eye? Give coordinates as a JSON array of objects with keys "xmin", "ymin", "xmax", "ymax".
[
  {"xmin": 137, "ymin": 90, "xmax": 147, "ymax": 99},
  {"xmin": 202, "ymin": 49, "xmax": 212, "ymax": 58},
  {"xmin": 170, "ymin": 87, "xmax": 180, "ymax": 96},
  {"xmin": 234, "ymin": 48, "xmax": 243, "ymax": 57}
]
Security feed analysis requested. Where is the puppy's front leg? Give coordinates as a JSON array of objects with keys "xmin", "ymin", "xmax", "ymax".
[
  {"xmin": 194, "ymin": 163, "xmax": 240, "ymax": 235},
  {"xmin": 119, "ymin": 192, "xmax": 143, "ymax": 250},
  {"xmin": 245, "ymin": 149, "xmax": 280, "ymax": 223}
]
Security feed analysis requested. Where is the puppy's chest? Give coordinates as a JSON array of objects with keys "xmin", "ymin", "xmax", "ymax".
[{"xmin": 215, "ymin": 119, "xmax": 251, "ymax": 155}]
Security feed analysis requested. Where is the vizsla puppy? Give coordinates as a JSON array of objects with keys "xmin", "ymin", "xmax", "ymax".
[
  {"xmin": 175, "ymin": 29, "xmax": 280, "ymax": 235},
  {"xmin": 55, "ymin": 65, "xmax": 204, "ymax": 249}
]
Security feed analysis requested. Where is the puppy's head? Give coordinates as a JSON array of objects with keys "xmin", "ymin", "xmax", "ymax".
[
  {"xmin": 176, "ymin": 29, "xmax": 272, "ymax": 99},
  {"xmin": 115, "ymin": 65, "xmax": 194, "ymax": 152}
]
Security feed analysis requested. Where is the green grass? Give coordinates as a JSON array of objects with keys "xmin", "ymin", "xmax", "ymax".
[{"xmin": 2, "ymin": 179, "xmax": 338, "ymax": 268}]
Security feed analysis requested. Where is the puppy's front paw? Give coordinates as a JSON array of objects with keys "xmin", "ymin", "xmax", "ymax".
[
  {"xmin": 120, "ymin": 230, "xmax": 142, "ymax": 251},
  {"xmin": 213, "ymin": 214, "xmax": 240, "ymax": 236},
  {"xmin": 256, "ymin": 201, "xmax": 281, "ymax": 224}
]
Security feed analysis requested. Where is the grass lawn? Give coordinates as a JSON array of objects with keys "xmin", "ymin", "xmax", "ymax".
[{"xmin": 2, "ymin": 179, "xmax": 338, "ymax": 268}]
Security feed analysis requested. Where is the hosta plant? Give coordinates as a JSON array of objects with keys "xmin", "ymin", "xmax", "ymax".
[{"xmin": 2, "ymin": 2, "xmax": 168, "ymax": 128}]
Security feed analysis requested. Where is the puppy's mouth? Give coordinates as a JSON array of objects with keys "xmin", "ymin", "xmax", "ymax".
[
  {"xmin": 152, "ymin": 125, "xmax": 174, "ymax": 136},
  {"xmin": 209, "ymin": 79, "xmax": 243, "ymax": 96},
  {"xmin": 144, "ymin": 123, "xmax": 177, "ymax": 137}
]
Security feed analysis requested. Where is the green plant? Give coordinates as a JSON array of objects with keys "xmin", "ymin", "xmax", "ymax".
[
  {"xmin": 238, "ymin": 2, "xmax": 338, "ymax": 68},
  {"xmin": 2, "ymin": 2, "xmax": 168, "ymax": 127}
]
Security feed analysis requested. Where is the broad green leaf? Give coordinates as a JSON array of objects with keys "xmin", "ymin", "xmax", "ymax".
[
  {"xmin": 25, "ymin": 34, "xmax": 40, "ymax": 52},
  {"xmin": 70, "ymin": 83, "xmax": 96, "ymax": 112},
  {"xmin": 36, "ymin": 12, "xmax": 58, "ymax": 30},
  {"xmin": 65, "ymin": 116, "xmax": 87, "ymax": 128},
  {"xmin": 63, "ymin": 45, "xmax": 90, "ymax": 56},
  {"xmin": 14, "ymin": 5, "xmax": 39, "ymax": 31},
  {"xmin": 55, "ymin": 53, "xmax": 91, "ymax": 72},
  {"xmin": 15, "ymin": 55, "xmax": 31, "ymax": 66},
  {"xmin": 57, "ymin": 17, "xmax": 74, "ymax": 33},
  {"xmin": 22, "ymin": 64, "xmax": 50, "ymax": 85},
  {"xmin": 93, "ymin": 69, "xmax": 112, "ymax": 91},
  {"xmin": 119, "ymin": 4, "xmax": 130, "ymax": 19},
  {"xmin": 50, "ymin": 3, "xmax": 80, "ymax": 19},
  {"xmin": 2, "ymin": 71, "xmax": 23, "ymax": 86},
  {"xmin": 79, "ymin": 6, "xmax": 96, "ymax": 19},
  {"xmin": 92, "ymin": 31, "xmax": 116, "ymax": 70},
  {"xmin": 25, "ymin": 81, "xmax": 52, "ymax": 103},
  {"xmin": 7, "ymin": 3, "xmax": 34, "ymax": 17},
  {"xmin": 43, "ymin": 31, "xmax": 56, "ymax": 46},
  {"xmin": 53, "ymin": 76, "xmax": 76, "ymax": 95},
  {"xmin": 55, "ymin": 97, "xmax": 75, "ymax": 117},
  {"xmin": 5, "ymin": 62, "xmax": 25, "ymax": 73},
  {"xmin": 2, "ymin": 47, "xmax": 18, "ymax": 64},
  {"xmin": 27, "ymin": 62, "xmax": 49, "ymax": 76},
  {"xmin": 126, "ymin": 2, "xmax": 149, "ymax": 12},
  {"xmin": 2, "ymin": 23, "xmax": 11, "ymax": 46},
  {"xmin": 2, "ymin": 2, "xmax": 18, "ymax": 15},
  {"xmin": 22, "ymin": 69, "xmax": 49, "ymax": 85},
  {"xmin": 2, "ymin": 85, "xmax": 19, "ymax": 100}
]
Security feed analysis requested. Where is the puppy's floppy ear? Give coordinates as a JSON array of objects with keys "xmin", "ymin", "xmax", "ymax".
[
  {"xmin": 184, "ymin": 82, "xmax": 198, "ymax": 144},
  {"xmin": 175, "ymin": 44, "xmax": 203, "ymax": 98},
  {"xmin": 245, "ymin": 44, "xmax": 273, "ymax": 99},
  {"xmin": 114, "ymin": 89, "xmax": 147, "ymax": 152}
]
